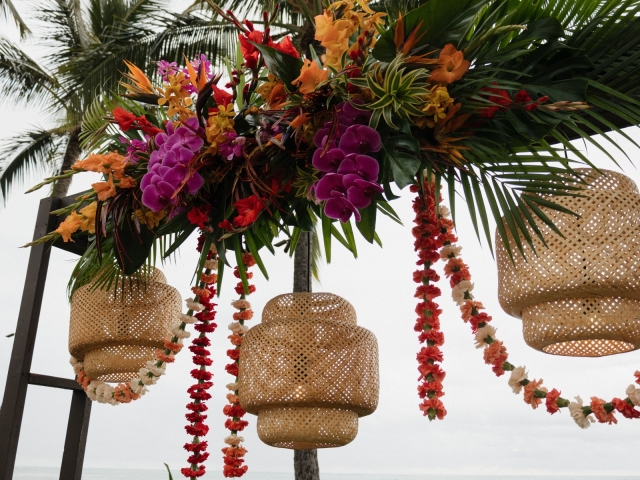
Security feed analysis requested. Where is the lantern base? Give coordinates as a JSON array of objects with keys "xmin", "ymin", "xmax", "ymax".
[
  {"xmin": 257, "ymin": 407, "xmax": 358, "ymax": 449},
  {"xmin": 522, "ymin": 297, "xmax": 640, "ymax": 357},
  {"xmin": 83, "ymin": 344, "xmax": 159, "ymax": 382}
]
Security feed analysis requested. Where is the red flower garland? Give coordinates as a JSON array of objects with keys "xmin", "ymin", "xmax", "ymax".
[
  {"xmin": 411, "ymin": 183, "xmax": 452, "ymax": 421},
  {"xmin": 221, "ymin": 252, "xmax": 256, "ymax": 478},
  {"xmin": 182, "ymin": 243, "xmax": 218, "ymax": 478}
]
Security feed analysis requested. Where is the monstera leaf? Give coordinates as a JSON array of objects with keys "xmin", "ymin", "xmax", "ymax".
[{"xmin": 373, "ymin": 0, "xmax": 490, "ymax": 62}]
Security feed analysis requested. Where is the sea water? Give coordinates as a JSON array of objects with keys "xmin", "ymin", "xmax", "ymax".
[{"xmin": 11, "ymin": 468, "xmax": 640, "ymax": 480}]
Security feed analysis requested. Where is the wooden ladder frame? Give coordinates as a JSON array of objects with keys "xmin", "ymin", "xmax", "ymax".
[{"xmin": 0, "ymin": 194, "xmax": 91, "ymax": 480}]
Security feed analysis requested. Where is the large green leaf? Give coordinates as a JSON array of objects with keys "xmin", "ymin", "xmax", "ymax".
[
  {"xmin": 114, "ymin": 220, "xmax": 155, "ymax": 275},
  {"xmin": 250, "ymin": 42, "xmax": 304, "ymax": 91},
  {"xmin": 382, "ymin": 135, "xmax": 421, "ymax": 189},
  {"xmin": 372, "ymin": 0, "xmax": 490, "ymax": 62}
]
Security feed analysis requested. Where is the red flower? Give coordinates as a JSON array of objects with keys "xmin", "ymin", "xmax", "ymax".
[
  {"xmin": 469, "ymin": 312, "xmax": 492, "ymax": 333},
  {"xmin": 223, "ymin": 404, "xmax": 246, "ymax": 418},
  {"xmin": 212, "ymin": 85, "xmax": 233, "ymax": 108},
  {"xmin": 187, "ymin": 452, "xmax": 210, "ymax": 464},
  {"xmin": 635, "ymin": 370, "xmax": 640, "ymax": 384},
  {"xmin": 225, "ymin": 418, "xmax": 249, "ymax": 431},
  {"xmin": 479, "ymin": 87, "xmax": 512, "ymax": 118},
  {"xmin": 113, "ymin": 108, "xmax": 137, "ymax": 131},
  {"xmin": 192, "ymin": 355, "xmax": 213, "ymax": 366},
  {"xmin": 418, "ymin": 363, "xmax": 446, "ymax": 382},
  {"xmin": 233, "ymin": 196, "xmax": 265, "ymax": 228},
  {"xmin": 223, "ymin": 465, "xmax": 248, "ymax": 478},
  {"xmin": 612, "ymin": 397, "xmax": 640, "ymax": 419},
  {"xmin": 269, "ymin": 36, "xmax": 299, "ymax": 58},
  {"xmin": 418, "ymin": 329, "xmax": 445, "ymax": 346},
  {"xmin": 219, "ymin": 219, "xmax": 234, "ymax": 231},
  {"xmin": 189, "ymin": 346, "xmax": 211, "ymax": 356},
  {"xmin": 181, "ymin": 466, "xmax": 206, "ymax": 478},
  {"xmin": 188, "ymin": 206, "xmax": 211, "ymax": 229},
  {"xmin": 514, "ymin": 89, "xmax": 532, "ymax": 104},
  {"xmin": 414, "ymin": 284, "xmax": 442, "ymax": 300},
  {"xmin": 239, "ymin": 30, "xmax": 265, "ymax": 69},
  {"xmin": 417, "ymin": 381, "xmax": 444, "ymax": 398},
  {"xmin": 545, "ymin": 388, "xmax": 562, "ymax": 414},
  {"xmin": 242, "ymin": 253, "xmax": 257, "ymax": 267},
  {"xmin": 191, "ymin": 369, "xmax": 212, "ymax": 380},
  {"xmin": 185, "ymin": 422, "xmax": 210, "ymax": 436},
  {"xmin": 419, "ymin": 398, "xmax": 447, "ymax": 420},
  {"xmin": 234, "ymin": 283, "xmax": 256, "ymax": 295},
  {"xmin": 186, "ymin": 412, "xmax": 207, "ymax": 423},
  {"xmin": 417, "ymin": 346, "xmax": 443, "ymax": 364},
  {"xmin": 186, "ymin": 402, "xmax": 209, "ymax": 413},
  {"xmin": 184, "ymin": 440, "xmax": 208, "ymax": 452},
  {"xmin": 227, "ymin": 349, "xmax": 241, "ymax": 360},
  {"xmin": 225, "ymin": 363, "xmax": 239, "ymax": 377},
  {"xmin": 194, "ymin": 323, "xmax": 217, "ymax": 333}
]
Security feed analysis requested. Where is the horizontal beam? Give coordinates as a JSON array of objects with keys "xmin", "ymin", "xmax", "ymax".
[{"xmin": 29, "ymin": 374, "xmax": 82, "ymax": 391}]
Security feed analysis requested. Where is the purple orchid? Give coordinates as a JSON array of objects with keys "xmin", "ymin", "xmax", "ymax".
[
  {"xmin": 336, "ymin": 154, "xmax": 379, "ymax": 182},
  {"xmin": 325, "ymin": 197, "xmax": 361, "ymax": 223},
  {"xmin": 313, "ymin": 122, "xmax": 347, "ymax": 150},
  {"xmin": 140, "ymin": 118, "xmax": 205, "ymax": 212},
  {"xmin": 157, "ymin": 60, "xmax": 178, "ymax": 82},
  {"xmin": 338, "ymin": 100, "xmax": 372, "ymax": 125},
  {"xmin": 219, "ymin": 132, "xmax": 246, "ymax": 161},
  {"xmin": 338, "ymin": 125, "xmax": 381, "ymax": 155},
  {"xmin": 344, "ymin": 174, "xmax": 384, "ymax": 209},
  {"xmin": 312, "ymin": 148, "xmax": 345, "ymax": 173},
  {"xmin": 119, "ymin": 136, "xmax": 150, "ymax": 164}
]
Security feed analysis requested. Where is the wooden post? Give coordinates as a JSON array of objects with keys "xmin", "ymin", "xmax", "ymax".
[{"xmin": 292, "ymin": 231, "xmax": 320, "ymax": 480}]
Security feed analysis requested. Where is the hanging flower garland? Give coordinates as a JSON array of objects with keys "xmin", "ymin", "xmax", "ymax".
[
  {"xmin": 411, "ymin": 183, "xmax": 450, "ymax": 420},
  {"xmin": 413, "ymin": 183, "xmax": 640, "ymax": 428},
  {"xmin": 221, "ymin": 253, "xmax": 256, "ymax": 478},
  {"xmin": 182, "ymin": 241, "xmax": 219, "ymax": 478}
]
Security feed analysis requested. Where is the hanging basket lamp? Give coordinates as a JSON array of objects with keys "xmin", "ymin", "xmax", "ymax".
[
  {"xmin": 238, "ymin": 293, "xmax": 379, "ymax": 449},
  {"xmin": 69, "ymin": 267, "xmax": 182, "ymax": 382},
  {"xmin": 497, "ymin": 169, "xmax": 640, "ymax": 357}
]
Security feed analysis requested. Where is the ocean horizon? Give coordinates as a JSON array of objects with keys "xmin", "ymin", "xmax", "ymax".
[{"xmin": 11, "ymin": 467, "xmax": 640, "ymax": 480}]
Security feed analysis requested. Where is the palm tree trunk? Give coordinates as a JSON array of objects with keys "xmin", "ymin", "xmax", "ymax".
[
  {"xmin": 292, "ymin": 231, "xmax": 320, "ymax": 480},
  {"xmin": 52, "ymin": 125, "xmax": 81, "ymax": 199}
]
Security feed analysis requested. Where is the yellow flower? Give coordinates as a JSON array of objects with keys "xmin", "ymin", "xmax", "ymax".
[
  {"xmin": 206, "ymin": 106, "xmax": 235, "ymax": 149},
  {"xmin": 292, "ymin": 59, "xmax": 330, "ymax": 94},
  {"xmin": 158, "ymin": 72, "xmax": 194, "ymax": 120},
  {"xmin": 416, "ymin": 86, "xmax": 454, "ymax": 128},
  {"xmin": 134, "ymin": 208, "xmax": 166, "ymax": 229}
]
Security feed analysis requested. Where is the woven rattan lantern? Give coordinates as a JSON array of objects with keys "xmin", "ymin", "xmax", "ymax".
[
  {"xmin": 238, "ymin": 293, "xmax": 379, "ymax": 449},
  {"xmin": 497, "ymin": 169, "xmax": 640, "ymax": 357},
  {"xmin": 69, "ymin": 267, "xmax": 182, "ymax": 382}
]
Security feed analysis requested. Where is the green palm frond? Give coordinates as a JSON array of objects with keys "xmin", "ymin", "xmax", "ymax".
[
  {"xmin": 0, "ymin": 128, "xmax": 67, "ymax": 205},
  {"xmin": 0, "ymin": 0, "xmax": 31, "ymax": 38},
  {"xmin": 0, "ymin": 38, "xmax": 57, "ymax": 106}
]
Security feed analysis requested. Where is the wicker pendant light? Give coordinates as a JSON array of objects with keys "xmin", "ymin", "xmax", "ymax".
[
  {"xmin": 497, "ymin": 169, "xmax": 640, "ymax": 357},
  {"xmin": 69, "ymin": 267, "xmax": 182, "ymax": 382},
  {"xmin": 238, "ymin": 293, "xmax": 379, "ymax": 449}
]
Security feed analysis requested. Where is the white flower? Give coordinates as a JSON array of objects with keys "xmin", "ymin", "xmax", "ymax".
[
  {"xmin": 224, "ymin": 434, "xmax": 244, "ymax": 446},
  {"xmin": 145, "ymin": 361, "xmax": 166, "ymax": 376},
  {"xmin": 130, "ymin": 380, "xmax": 147, "ymax": 395},
  {"xmin": 228, "ymin": 322, "xmax": 249, "ymax": 334},
  {"xmin": 451, "ymin": 280, "xmax": 474, "ymax": 306},
  {"xmin": 438, "ymin": 205, "xmax": 451, "ymax": 218},
  {"xmin": 626, "ymin": 385, "xmax": 640, "ymax": 406},
  {"xmin": 440, "ymin": 245, "xmax": 462, "ymax": 260},
  {"xmin": 171, "ymin": 325, "xmax": 191, "ymax": 339},
  {"xmin": 568, "ymin": 396, "xmax": 595, "ymax": 429},
  {"xmin": 231, "ymin": 299, "xmax": 252, "ymax": 310},
  {"xmin": 508, "ymin": 366, "xmax": 528, "ymax": 394},
  {"xmin": 69, "ymin": 356, "xmax": 79, "ymax": 367},
  {"xmin": 474, "ymin": 325, "xmax": 497, "ymax": 349},
  {"xmin": 138, "ymin": 367, "xmax": 158, "ymax": 385},
  {"xmin": 204, "ymin": 259, "xmax": 218, "ymax": 270},
  {"xmin": 181, "ymin": 313, "xmax": 196, "ymax": 324},
  {"xmin": 95, "ymin": 383, "xmax": 108, "ymax": 403},
  {"xmin": 72, "ymin": 362, "xmax": 83, "ymax": 375},
  {"xmin": 186, "ymin": 298, "xmax": 204, "ymax": 311},
  {"xmin": 226, "ymin": 382, "xmax": 239, "ymax": 391},
  {"xmin": 86, "ymin": 381, "xmax": 100, "ymax": 401}
]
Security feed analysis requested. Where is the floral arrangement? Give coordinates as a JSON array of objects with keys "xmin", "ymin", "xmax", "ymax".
[{"xmin": 25, "ymin": 0, "xmax": 640, "ymax": 476}]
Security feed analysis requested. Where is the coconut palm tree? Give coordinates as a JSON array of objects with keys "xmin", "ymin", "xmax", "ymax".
[{"xmin": 0, "ymin": 0, "xmax": 238, "ymax": 204}]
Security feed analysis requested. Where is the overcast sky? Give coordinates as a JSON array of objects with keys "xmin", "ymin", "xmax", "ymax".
[{"xmin": 1, "ymin": 2, "xmax": 639, "ymax": 477}]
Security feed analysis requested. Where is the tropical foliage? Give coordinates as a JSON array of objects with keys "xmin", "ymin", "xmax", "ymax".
[{"xmin": 0, "ymin": 0, "xmax": 242, "ymax": 204}]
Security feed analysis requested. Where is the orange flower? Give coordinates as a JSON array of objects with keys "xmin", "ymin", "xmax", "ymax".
[
  {"xmin": 460, "ymin": 300, "xmax": 484, "ymax": 322},
  {"xmin": 92, "ymin": 174, "xmax": 116, "ymax": 201},
  {"xmin": 55, "ymin": 211, "xmax": 82, "ymax": 242},
  {"xmin": 292, "ymin": 59, "xmax": 329, "ymax": 95},
  {"xmin": 590, "ymin": 397, "xmax": 618, "ymax": 424},
  {"xmin": 523, "ymin": 379, "xmax": 545, "ymax": 409},
  {"xmin": 242, "ymin": 253, "xmax": 256, "ymax": 267},
  {"xmin": 419, "ymin": 397, "xmax": 447, "ymax": 420},
  {"xmin": 483, "ymin": 340, "xmax": 504, "ymax": 364},
  {"xmin": 200, "ymin": 273, "xmax": 218, "ymax": 284},
  {"xmin": 429, "ymin": 44, "xmax": 470, "ymax": 85},
  {"xmin": 233, "ymin": 309, "xmax": 254, "ymax": 321},
  {"xmin": 73, "ymin": 152, "xmax": 127, "ymax": 178},
  {"xmin": 118, "ymin": 176, "xmax": 137, "ymax": 188},
  {"xmin": 156, "ymin": 350, "xmax": 175, "ymax": 363},
  {"xmin": 228, "ymin": 334, "xmax": 243, "ymax": 346},
  {"xmin": 290, "ymin": 113, "xmax": 311, "ymax": 129},
  {"xmin": 443, "ymin": 257, "xmax": 467, "ymax": 276},
  {"xmin": 164, "ymin": 338, "xmax": 183, "ymax": 353}
]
